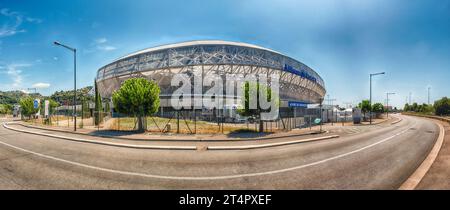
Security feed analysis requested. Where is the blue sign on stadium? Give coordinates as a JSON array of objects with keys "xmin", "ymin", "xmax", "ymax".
[
  {"xmin": 283, "ymin": 64, "xmax": 317, "ymax": 83},
  {"xmin": 288, "ymin": 101, "xmax": 308, "ymax": 108},
  {"xmin": 33, "ymin": 99, "xmax": 39, "ymax": 109}
]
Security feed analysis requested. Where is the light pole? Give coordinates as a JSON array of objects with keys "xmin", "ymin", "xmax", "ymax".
[
  {"xmin": 54, "ymin": 41, "xmax": 77, "ymax": 131},
  {"xmin": 427, "ymin": 87, "xmax": 431, "ymax": 105},
  {"xmin": 409, "ymin": 92, "xmax": 412, "ymax": 104},
  {"xmin": 27, "ymin": 88, "xmax": 37, "ymax": 94},
  {"xmin": 369, "ymin": 72, "xmax": 385, "ymax": 124},
  {"xmin": 325, "ymin": 95, "xmax": 336, "ymax": 124},
  {"xmin": 386, "ymin": 92, "xmax": 395, "ymax": 118},
  {"xmin": 319, "ymin": 97, "xmax": 323, "ymax": 133}
]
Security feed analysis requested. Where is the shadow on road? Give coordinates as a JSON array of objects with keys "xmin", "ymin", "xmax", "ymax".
[
  {"xmin": 226, "ymin": 130, "xmax": 274, "ymax": 139},
  {"xmin": 88, "ymin": 130, "xmax": 143, "ymax": 137}
]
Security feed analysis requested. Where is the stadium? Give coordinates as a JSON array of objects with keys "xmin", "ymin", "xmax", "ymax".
[{"xmin": 96, "ymin": 40, "xmax": 326, "ymax": 124}]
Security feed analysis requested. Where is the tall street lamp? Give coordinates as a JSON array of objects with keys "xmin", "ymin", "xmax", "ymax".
[
  {"xmin": 386, "ymin": 92, "xmax": 395, "ymax": 118},
  {"xmin": 27, "ymin": 88, "xmax": 37, "ymax": 94},
  {"xmin": 369, "ymin": 72, "xmax": 385, "ymax": 124},
  {"xmin": 319, "ymin": 97, "xmax": 323, "ymax": 133},
  {"xmin": 54, "ymin": 41, "xmax": 77, "ymax": 131}
]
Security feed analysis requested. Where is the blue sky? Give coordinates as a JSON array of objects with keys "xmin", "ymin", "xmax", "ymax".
[{"xmin": 0, "ymin": 0, "xmax": 449, "ymax": 108}]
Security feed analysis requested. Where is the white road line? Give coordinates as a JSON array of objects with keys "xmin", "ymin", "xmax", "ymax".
[
  {"xmin": 2, "ymin": 123, "xmax": 196, "ymax": 150},
  {"xmin": 0, "ymin": 119, "xmax": 417, "ymax": 181},
  {"xmin": 207, "ymin": 135, "xmax": 339, "ymax": 150}
]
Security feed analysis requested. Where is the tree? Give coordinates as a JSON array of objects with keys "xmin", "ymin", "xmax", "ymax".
[
  {"xmin": 434, "ymin": 97, "xmax": 450, "ymax": 116},
  {"xmin": 50, "ymin": 86, "xmax": 93, "ymax": 105},
  {"xmin": 81, "ymin": 98, "xmax": 89, "ymax": 118},
  {"xmin": 411, "ymin": 102, "xmax": 418, "ymax": 112},
  {"xmin": 94, "ymin": 80, "xmax": 103, "ymax": 125},
  {"xmin": 19, "ymin": 97, "xmax": 38, "ymax": 119},
  {"xmin": 39, "ymin": 99, "xmax": 59, "ymax": 115},
  {"xmin": 372, "ymin": 103, "xmax": 384, "ymax": 118},
  {"xmin": 403, "ymin": 103, "xmax": 410, "ymax": 112},
  {"xmin": 422, "ymin": 103, "xmax": 434, "ymax": 114},
  {"xmin": 1, "ymin": 90, "xmax": 42, "ymax": 105},
  {"xmin": 104, "ymin": 99, "xmax": 110, "ymax": 114},
  {"xmin": 112, "ymin": 78, "xmax": 160, "ymax": 132},
  {"xmin": 237, "ymin": 81, "xmax": 279, "ymax": 132},
  {"xmin": 49, "ymin": 100, "xmax": 59, "ymax": 121},
  {"xmin": 358, "ymin": 100, "xmax": 371, "ymax": 121},
  {"xmin": 0, "ymin": 104, "xmax": 13, "ymax": 115},
  {"xmin": 36, "ymin": 99, "xmax": 59, "ymax": 124}
]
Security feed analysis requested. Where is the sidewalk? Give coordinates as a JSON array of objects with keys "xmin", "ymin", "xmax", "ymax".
[
  {"xmin": 3, "ymin": 122, "xmax": 339, "ymax": 150},
  {"xmin": 415, "ymin": 118, "xmax": 450, "ymax": 189},
  {"xmin": 19, "ymin": 115, "xmax": 395, "ymax": 142},
  {"xmin": 18, "ymin": 121, "xmax": 327, "ymax": 142}
]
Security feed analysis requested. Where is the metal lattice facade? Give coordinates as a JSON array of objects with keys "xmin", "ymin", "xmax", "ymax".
[{"xmin": 96, "ymin": 40, "xmax": 326, "ymax": 108}]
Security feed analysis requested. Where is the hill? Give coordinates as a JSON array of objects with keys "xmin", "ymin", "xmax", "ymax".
[
  {"xmin": 0, "ymin": 91, "xmax": 42, "ymax": 105},
  {"xmin": 50, "ymin": 86, "xmax": 94, "ymax": 105}
]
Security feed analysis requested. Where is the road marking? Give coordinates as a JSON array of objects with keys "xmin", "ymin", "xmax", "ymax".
[
  {"xmin": 0, "ymin": 118, "xmax": 417, "ymax": 181},
  {"xmin": 2, "ymin": 123, "xmax": 197, "ymax": 150},
  {"xmin": 207, "ymin": 135, "xmax": 340, "ymax": 150}
]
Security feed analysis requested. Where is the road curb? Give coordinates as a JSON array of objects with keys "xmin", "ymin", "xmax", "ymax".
[
  {"xmin": 207, "ymin": 135, "xmax": 340, "ymax": 150},
  {"xmin": 3, "ymin": 122, "xmax": 339, "ymax": 151},
  {"xmin": 391, "ymin": 118, "xmax": 403, "ymax": 125},
  {"xmin": 398, "ymin": 119, "xmax": 445, "ymax": 190},
  {"xmin": 353, "ymin": 117, "xmax": 390, "ymax": 126},
  {"xmin": 2, "ymin": 122, "xmax": 197, "ymax": 150},
  {"xmin": 17, "ymin": 122, "xmax": 326, "ymax": 142}
]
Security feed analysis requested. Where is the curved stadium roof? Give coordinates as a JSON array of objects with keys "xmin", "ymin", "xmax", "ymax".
[
  {"xmin": 98, "ymin": 40, "xmax": 325, "ymax": 89},
  {"xmin": 115, "ymin": 40, "xmax": 285, "ymax": 61}
]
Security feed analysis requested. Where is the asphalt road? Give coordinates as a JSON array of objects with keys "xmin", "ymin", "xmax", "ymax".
[{"xmin": 0, "ymin": 114, "xmax": 439, "ymax": 189}]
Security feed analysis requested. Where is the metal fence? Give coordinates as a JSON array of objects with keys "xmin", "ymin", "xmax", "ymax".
[{"xmin": 26, "ymin": 106, "xmax": 324, "ymax": 134}]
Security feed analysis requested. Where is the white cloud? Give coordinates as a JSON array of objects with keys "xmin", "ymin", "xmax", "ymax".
[
  {"xmin": 95, "ymin": 38, "xmax": 107, "ymax": 44},
  {"xmin": 20, "ymin": 89, "xmax": 30, "ymax": 94},
  {"xmin": 97, "ymin": 45, "xmax": 116, "ymax": 51},
  {"xmin": 26, "ymin": 17, "xmax": 42, "ymax": 24},
  {"xmin": 0, "ymin": 63, "xmax": 31, "ymax": 88},
  {"xmin": 32, "ymin": 82, "xmax": 50, "ymax": 89},
  {"xmin": 0, "ymin": 8, "xmax": 41, "ymax": 38},
  {"xmin": 91, "ymin": 37, "xmax": 117, "ymax": 52}
]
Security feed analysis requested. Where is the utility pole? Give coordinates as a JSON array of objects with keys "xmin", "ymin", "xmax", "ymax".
[
  {"xmin": 325, "ymin": 96, "xmax": 337, "ymax": 125},
  {"xmin": 428, "ymin": 87, "xmax": 431, "ymax": 105},
  {"xmin": 54, "ymin": 41, "xmax": 77, "ymax": 131},
  {"xmin": 319, "ymin": 98, "xmax": 323, "ymax": 133},
  {"xmin": 369, "ymin": 72, "xmax": 385, "ymax": 124},
  {"xmin": 409, "ymin": 92, "xmax": 412, "ymax": 104},
  {"xmin": 386, "ymin": 92, "xmax": 395, "ymax": 119},
  {"xmin": 342, "ymin": 102, "xmax": 352, "ymax": 126},
  {"xmin": 27, "ymin": 88, "xmax": 37, "ymax": 94},
  {"xmin": 325, "ymin": 95, "xmax": 336, "ymax": 125},
  {"xmin": 343, "ymin": 102, "xmax": 352, "ymax": 109}
]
